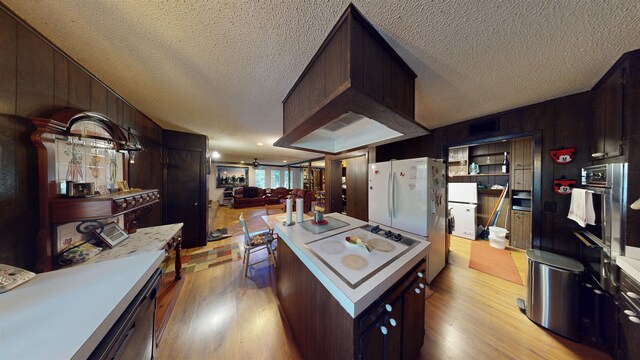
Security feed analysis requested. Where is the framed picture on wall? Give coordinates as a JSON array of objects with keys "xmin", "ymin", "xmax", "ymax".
[{"xmin": 216, "ymin": 166, "xmax": 248, "ymax": 188}]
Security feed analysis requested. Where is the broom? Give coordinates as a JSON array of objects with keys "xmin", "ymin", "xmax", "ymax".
[{"xmin": 479, "ymin": 184, "xmax": 508, "ymax": 239}]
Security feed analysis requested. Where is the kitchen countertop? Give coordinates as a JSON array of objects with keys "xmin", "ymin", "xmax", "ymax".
[
  {"xmin": 0, "ymin": 250, "xmax": 165, "ymax": 360},
  {"xmin": 84, "ymin": 223, "xmax": 183, "ymax": 264},
  {"xmin": 617, "ymin": 256, "xmax": 640, "ymax": 283},
  {"xmin": 274, "ymin": 213, "xmax": 429, "ymax": 317}
]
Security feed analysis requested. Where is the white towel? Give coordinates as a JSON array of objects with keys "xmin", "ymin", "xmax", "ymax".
[{"xmin": 567, "ymin": 189, "xmax": 595, "ymax": 227}]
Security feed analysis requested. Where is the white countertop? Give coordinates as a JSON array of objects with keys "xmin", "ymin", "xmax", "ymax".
[
  {"xmin": 0, "ymin": 250, "xmax": 165, "ymax": 360},
  {"xmin": 275, "ymin": 213, "xmax": 429, "ymax": 318},
  {"xmin": 84, "ymin": 223, "xmax": 183, "ymax": 264},
  {"xmin": 618, "ymin": 256, "xmax": 640, "ymax": 283}
]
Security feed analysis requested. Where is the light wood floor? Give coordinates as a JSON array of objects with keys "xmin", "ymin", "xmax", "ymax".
[{"xmin": 155, "ymin": 206, "xmax": 610, "ymax": 360}]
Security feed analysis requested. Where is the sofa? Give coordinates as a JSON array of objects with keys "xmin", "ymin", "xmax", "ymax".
[
  {"xmin": 265, "ymin": 187, "xmax": 290, "ymax": 205},
  {"xmin": 233, "ymin": 186, "xmax": 266, "ymax": 208},
  {"xmin": 279, "ymin": 188, "xmax": 315, "ymax": 212}
]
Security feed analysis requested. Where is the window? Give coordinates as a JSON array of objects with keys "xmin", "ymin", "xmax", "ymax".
[
  {"xmin": 255, "ymin": 169, "xmax": 266, "ymax": 188},
  {"xmin": 270, "ymin": 170, "xmax": 281, "ymax": 188},
  {"xmin": 283, "ymin": 170, "xmax": 289, "ymax": 188}
]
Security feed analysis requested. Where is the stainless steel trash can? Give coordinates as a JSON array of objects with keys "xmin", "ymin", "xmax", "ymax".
[{"xmin": 525, "ymin": 249, "xmax": 584, "ymax": 341}]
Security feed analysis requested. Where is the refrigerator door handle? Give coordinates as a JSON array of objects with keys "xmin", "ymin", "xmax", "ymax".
[
  {"xmin": 392, "ymin": 172, "xmax": 397, "ymax": 218},
  {"xmin": 388, "ymin": 171, "xmax": 393, "ymax": 219}
]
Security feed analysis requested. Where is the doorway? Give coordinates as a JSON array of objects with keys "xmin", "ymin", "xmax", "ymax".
[
  {"xmin": 325, "ymin": 152, "xmax": 369, "ymax": 221},
  {"xmin": 164, "ymin": 148, "xmax": 204, "ymax": 248},
  {"xmin": 447, "ymin": 136, "xmax": 536, "ymax": 250}
]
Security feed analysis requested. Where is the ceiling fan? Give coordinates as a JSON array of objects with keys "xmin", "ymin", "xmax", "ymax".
[{"xmin": 252, "ymin": 158, "xmax": 260, "ymax": 168}]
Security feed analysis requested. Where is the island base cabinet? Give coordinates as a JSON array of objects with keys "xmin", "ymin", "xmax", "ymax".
[
  {"xmin": 276, "ymin": 238, "xmax": 356, "ymax": 360},
  {"xmin": 357, "ymin": 262, "xmax": 426, "ymax": 360},
  {"xmin": 276, "ymin": 238, "xmax": 426, "ymax": 360},
  {"xmin": 402, "ymin": 276, "xmax": 426, "ymax": 359}
]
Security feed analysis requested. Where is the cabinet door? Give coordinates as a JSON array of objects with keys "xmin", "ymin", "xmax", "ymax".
[
  {"xmin": 385, "ymin": 297, "xmax": 403, "ymax": 359},
  {"xmin": 358, "ymin": 297, "xmax": 403, "ymax": 360},
  {"xmin": 592, "ymin": 65, "xmax": 624, "ymax": 159},
  {"xmin": 402, "ymin": 277, "xmax": 426, "ymax": 360},
  {"xmin": 619, "ymin": 298, "xmax": 640, "ymax": 360},
  {"xmin": 513, "ymin": 169, "xmax": 532, "ymax": 190},
  {"xmin": 359, "ymin": 317, "xmax": 386, "ymax": 360},
  {"xmin": 511, "ymin": 210, "xmax": 531, "ymax": 249},
  {"xmin": 511, "ymin": 138, "xmax": 532, "ymax": 170}
]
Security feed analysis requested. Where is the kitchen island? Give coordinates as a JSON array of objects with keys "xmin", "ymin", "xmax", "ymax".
[{"xmin": 274, "ymin": 213, "xmax": 429, "ymax": 360}]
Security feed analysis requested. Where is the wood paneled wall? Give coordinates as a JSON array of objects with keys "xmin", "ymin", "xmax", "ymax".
[
  {"xmin": 376, "ymin": 92, "xmax": 593, "ymax": 257},
  {"xmin": 0, "ymin": 6, "xmax": 163, "ymax": 269}
]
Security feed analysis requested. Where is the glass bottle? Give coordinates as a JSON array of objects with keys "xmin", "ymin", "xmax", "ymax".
[{"xmin": 502, "ymin": 152, "xmax": 509, "ymax": 174}]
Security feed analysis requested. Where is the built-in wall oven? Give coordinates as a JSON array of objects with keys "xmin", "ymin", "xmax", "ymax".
[{"xmin": 574, "ymin": 163, "xmax": 627, "ymax": 294}]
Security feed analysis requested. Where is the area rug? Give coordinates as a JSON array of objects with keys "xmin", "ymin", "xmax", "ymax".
[
  {"xmin": 207, "ymin": 227, "xmax": 231, "ymax": 242},
  {"xmin": 469, "ymin": 241, "xmax": 523, "ymax": 285},
  {"xmin": 162, "ymin": 243, "xmax": 242, "ymax": 276}
]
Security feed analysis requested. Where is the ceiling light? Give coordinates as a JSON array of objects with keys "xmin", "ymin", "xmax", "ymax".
[
  {"xmin": 257, "ymin": 142, "xmax": 263, "ymax": 146},
  {"xmin": 211, "ymin": 151, "xmax": 221, "ymax": 158},
  {"xmin": 252, "ymin": 158, "xmax": 260, "ymax": 168},
  {"xmin": 283, "ymin": 160, "xmax": 288, "ymax": 163},
  {"xmin": 240, "ymin": 161, "xmax": 245, "ymax": 163}
]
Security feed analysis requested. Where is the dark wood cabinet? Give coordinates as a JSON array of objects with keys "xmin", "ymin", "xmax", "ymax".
[
  {"xmin": 356, "ymin": 261, "xmax": 426, "ymax": 360},
  {"xmin": 49, "ymin": 189, "xmax": 159, "ymax": 224},
  {"xmin": 592, "ymin": 59, "xmax": 626, "ymax": 160},
  {"xmin": 618, "ymin": 271, "xmax": 640, "ymax": 360},
  {"xmin": 402, "ymin": 277, "xmax": 426, "ymax": 359},
  {"xmin": 162, "ymin": 130, "xmax": 208, "ymax": 249}
]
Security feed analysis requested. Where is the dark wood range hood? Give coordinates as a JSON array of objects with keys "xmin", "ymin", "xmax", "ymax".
[{"xmin": 274, "ymin": 3, "xmax": 429, "ymax": 154}]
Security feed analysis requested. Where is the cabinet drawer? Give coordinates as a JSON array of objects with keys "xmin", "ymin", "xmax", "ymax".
[{"xmin": 621, "ymin": 270, "xmax": 640, "ymax": 309}]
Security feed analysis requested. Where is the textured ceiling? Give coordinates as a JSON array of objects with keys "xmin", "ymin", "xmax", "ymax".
[{"xmin": 4, "ymin": 0, "xmax": 640, "ymax": 165}]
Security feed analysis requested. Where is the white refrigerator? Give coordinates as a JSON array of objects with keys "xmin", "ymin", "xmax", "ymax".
[
  {"xmin": 368, "ymin": 157, "xmax": 447, "ymax": 283},
  {"xmin": 447, "ymin": 183, "xmax": 478, "ymax": 240}
]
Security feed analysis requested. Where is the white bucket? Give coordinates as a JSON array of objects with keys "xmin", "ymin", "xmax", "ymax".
[
  {"xmin": 489, "ymin": 226, "xmax": 508, "ymax": 239},
  {"xmin": 489, "ymin": 236, "xmax": 508, "ymax": 249},
  {"xmin": 488, "ymin": 226, "xmax": 509, "ymax": 249}
]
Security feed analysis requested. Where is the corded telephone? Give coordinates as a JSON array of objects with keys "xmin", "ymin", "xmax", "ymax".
[{"xmin": 0, "ymin": 264, "xmax": 36, "ymax": 293}]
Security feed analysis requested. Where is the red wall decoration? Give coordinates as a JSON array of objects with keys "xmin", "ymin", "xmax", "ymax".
[
  {"xmin": 554, "ymin": 177, "xmax": 577, "ymax": 195},
  {"xmin": 550, "ymin": 147, "xmax": 576, "ymax": 164}
]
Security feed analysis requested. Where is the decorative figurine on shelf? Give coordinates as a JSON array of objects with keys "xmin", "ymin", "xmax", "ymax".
[{"xmin": 469, "ymin": 162, "xmax": 480, "ymax": 175}]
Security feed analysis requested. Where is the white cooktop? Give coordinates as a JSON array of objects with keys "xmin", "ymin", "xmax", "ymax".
[{"xmin": 306, "ymin": 228, "xmax": 413, "ymax": 288}]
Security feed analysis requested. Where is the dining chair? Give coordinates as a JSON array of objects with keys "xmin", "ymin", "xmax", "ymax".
[{"xmin": 239, "ymin": 213, "xmax": 277, "ymax": 277}]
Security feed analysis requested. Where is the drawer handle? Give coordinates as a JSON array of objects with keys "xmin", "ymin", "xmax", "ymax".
[
  {"xmin": 389, "ymin": 318, "xmax": 397, "ymax": 327},
  {"xmin": 385, "ymin": 304, "xmax": 392, "ymax": 312},
  {"xmin": 380, "ymin": 325, "xmax": 388, "ymax": 335},
  {"xmin": 594, "ymin": 289, "xmax": 603, "ymax": 295},
  {"xmin": 627, "ymin": 292, "xmax": 640, "ymax": 299},
  {"xmin": 573, "ymin": 231, "xmax": 593, "ymax": 248},
  {"xmin": 417, "ymin": 271, "xmax": 424, "ymax": 278},
  {"xmin": 624, "ymin": 309, "xmax": 636, "ymax": 316},
  {"xmin": 415, "ymin": 288, "xmax": 421, "ymax": 294},
  {"xmin": 629, "ymin": 316, "xmax": 640, "ymax": 324},
  {"xmin": 584, "ymin": 283, "xmax": 594, "ymax": 288},
  {"xmin": 419, "ymin": 283, "xmax": 425, "ymax": 289}
]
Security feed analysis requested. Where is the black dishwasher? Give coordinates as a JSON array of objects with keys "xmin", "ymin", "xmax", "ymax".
[{"xmin": 90, "ymin": 268, "xmax": 161, "ymax": 360}]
